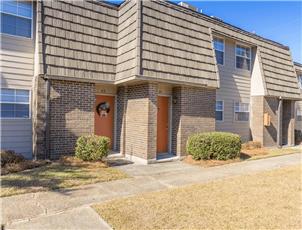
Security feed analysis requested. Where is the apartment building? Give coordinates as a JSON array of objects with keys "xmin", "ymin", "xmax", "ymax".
[
  {"xmin": 294, "ymin": 62, "xmax": 302, "ymax": 142},
  {"xmin": 0, "ymin": 0, "xmax": 301, "ymax": 163}
]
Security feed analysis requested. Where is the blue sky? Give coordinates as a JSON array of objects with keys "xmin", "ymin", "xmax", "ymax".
[{"xmin": 108, "ymin": 1, "xmax": 302, "ymax": 63}]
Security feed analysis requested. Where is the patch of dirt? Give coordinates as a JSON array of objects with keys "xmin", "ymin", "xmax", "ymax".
[
  {"xmin": 241, "ymin": 148, "xmax": 269, "ymax": 157},
  {"xmin": 183, "ymin": 155, "xmax": 241, "ymax": 167},
  {"xmin": 58, "ymin": 156, "xmax": 108, "ymax": 168}
]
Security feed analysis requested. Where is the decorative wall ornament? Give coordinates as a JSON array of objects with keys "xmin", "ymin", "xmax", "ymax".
[{"xmin": 96, "ymin": 102, "xmax": 110, "ymax": 117}]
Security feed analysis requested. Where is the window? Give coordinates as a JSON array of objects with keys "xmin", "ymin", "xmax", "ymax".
[
  {"xmin": 0, "ymin": 0, "xmax": 32, "ymax": 38},
  {"xmin": 236, "ymin": 44, "xmax": 251, "ymax": 70},
  {"xmin": 297, "ymin": 110, "xmax": 302, "ymax": 121},
  {"xmin": 234, "ymin": 102, "xmax": 249, "ymax": 121},
  {"xmin": 213, "ymin": 37, "xmax": 224, "ymax": 65},
  {"xmin": 298, "ymin": 75, "xmax": 302, "ymax": 89},
  {"xmin": 0, "ymin": 89, "xmax": 30, "ymax": 118},
  {"xmin": 215, "ymin": 101, "xmax": 223, "ymax": 121}
]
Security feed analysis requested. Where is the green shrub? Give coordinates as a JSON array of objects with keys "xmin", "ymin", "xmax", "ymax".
[
  {"xmin": 186, "ymin": 132, "xmax": 241, "ymax": 160},
  {"xmin": 1, "ymin": 150, "xmax": 25, "ymax": 167},
  {"xmin": 75, "ymin": 135, "xmax": 110, "ymax": 161}
]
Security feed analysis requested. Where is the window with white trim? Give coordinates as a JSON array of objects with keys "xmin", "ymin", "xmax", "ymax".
[
  {"xmin": 297, "ymin": 110, "xmax": 302, "ymax": 121},
  {"xmin": 236, "ymin": 44, "xmax": 251, "ymax": 70},
  {"xmin": 0, "ymin": 89, "xmax": 30, "ymax": 118},
  {"xmin": 215, "ymin": 101, "xmax": 223, "ymax": 121},
  {"xmin": 213, "ymin": 37, "xmax": 224, "ymax": 65},
  {"xmin": 234, "ymin": 102, "xmax": 249, "ymax": 121},
  {"xmin": 298, "ymin": 75, "xmax": 302, "ymax": 89},
  {"xmin": 0, "ymin": 0, "xmax": 32, "ymax": 38}
]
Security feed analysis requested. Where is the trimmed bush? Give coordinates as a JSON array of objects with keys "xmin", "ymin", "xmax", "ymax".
[
  {"xmin": 75, "ymin": 135, "xmax": 110, "ymax": 161},
  {"xmin": 186, "ymin": 132, "xmax": 241, "ymax": 160},
  {"xmin": 1, "ymin": 150, "xmax": 25, "ymax": 167}
]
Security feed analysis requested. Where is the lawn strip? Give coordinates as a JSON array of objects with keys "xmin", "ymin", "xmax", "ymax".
[
  {"xmin": 1, "ymin": 159, "xmax": 128, "ymax": 197},
  {"xmin": 93, "ymin": 164, "xmax": 302, "ymax": 230}
]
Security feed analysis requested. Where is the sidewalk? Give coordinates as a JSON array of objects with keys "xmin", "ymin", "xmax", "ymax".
[{"xmin": 2, "ymin": 152, "xmax": 301, "ymax": 229}]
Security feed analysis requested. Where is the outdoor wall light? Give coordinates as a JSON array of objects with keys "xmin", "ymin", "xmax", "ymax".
[{"xmin": 172, "ymin": 96, "xmax": 178, "ymax": 104}]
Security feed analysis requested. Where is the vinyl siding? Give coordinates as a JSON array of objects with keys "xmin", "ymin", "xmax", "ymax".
[
  {"xmin": 0, "ymin": 34, "xmax": 34, "ymax": 158},
  {"xmin": 39, "ymin": 0, "xmax": 118, "ymax": 82},
  {"xmin": 295, "ymin": 101, "xmax": 302, "ymax": 131},
  {"xmin": 295, "ymin": 67, "xmax": 302, "ymax": 131},
  {"xmin": 140, "ymin": 1, "xmax": 218, "ymax": 88},
  {"xmin": 215, "ymin": 38, "xmax": 252, "ymax": 142}
]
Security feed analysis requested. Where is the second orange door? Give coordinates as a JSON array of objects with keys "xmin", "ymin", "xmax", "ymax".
[
  {"xmin": 157, "ymin": 96, "xmax": 169, "ymax": 154},
  {"xmin": 95, "ymin": 95, "xmax": 115, "ymax": 149}
]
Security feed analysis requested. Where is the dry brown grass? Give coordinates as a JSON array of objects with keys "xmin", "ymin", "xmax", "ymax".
[
  {"xmin": 184, "ymin": 146, "xmax": 301, "ymax": 167},
  {"xmin": 1, "ymin": 160, "xmax": 50, "ymax": 175},
  {"xmin": 1, "ymin": 157, "xmax": 128, "ymax": 197},
  {"xmin": 241, "ymin": 141, "xmax": 262, "ymax": 150},
  {"xmin": 183, "ymin": 155, "xmax": 241, "ymax": 167},
  {"xmin": 94, "ymin": 164, "xmax": 302, "ymax": 230}
]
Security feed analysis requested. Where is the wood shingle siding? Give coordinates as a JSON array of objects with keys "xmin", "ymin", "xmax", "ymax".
[
  {"xmin": 141, "ymin": 1, "xmax": 219, "ymax": 87},
  {"xmin": 39, "ymin": 0, "xmax": 118, "ymax": 82},
  {"xmin": 116, "ymin": 1, "xmax": 138, "ymax": 80},
  {"xmin": 35, "ymin": 0, "xmax": 300, "ymax": 98}
]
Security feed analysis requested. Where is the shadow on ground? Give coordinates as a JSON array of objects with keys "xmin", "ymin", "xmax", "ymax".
[
  {"xmin": 105, "ymin": 159, "xmax": 133, "ymax": 167},
  {"xmin": 240, "ymin": 152, "xmax": 252, "ymax": 160}
]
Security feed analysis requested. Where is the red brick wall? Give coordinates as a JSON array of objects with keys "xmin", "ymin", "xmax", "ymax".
[
  {"xmin": 172, "ymin": 86, "xmax": 216, "ymax": 156},
  {"xmin": 49, "ymin": 80, "xmax": 95, "ymax": 159}
]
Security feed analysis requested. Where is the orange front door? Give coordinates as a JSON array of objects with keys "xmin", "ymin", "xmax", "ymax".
[
  {"xmin": 157, "ymin": 96, "xmax": 169, "ymax": 154},
  {"xmin": 95, "ymin": 95, "xmax": 115, "ymax": 149}
]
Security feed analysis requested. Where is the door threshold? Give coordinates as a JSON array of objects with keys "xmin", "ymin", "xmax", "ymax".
[{"xmin": 156, "ymin": 152, "xmax": 179, "ymax": 162}]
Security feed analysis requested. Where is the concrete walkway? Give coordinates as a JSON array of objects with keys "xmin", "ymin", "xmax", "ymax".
[{"xmin": 2, "ymin": 153, "xmax": 301, "ymax": 230}]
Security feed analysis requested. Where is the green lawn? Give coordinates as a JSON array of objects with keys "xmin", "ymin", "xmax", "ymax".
[
  {"xmin": 1, "ymin": 158, "xmax": 128, "ymax": 197},
  {"xmin": 94, "ymin": 164, "xmax": 302, "ymax": 229}
]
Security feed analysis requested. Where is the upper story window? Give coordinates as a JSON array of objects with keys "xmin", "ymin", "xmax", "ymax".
[
  {"xmin": 236, "ymin": 44, "xmax": 251, "ymax": 71},
  {"xmin": 234, "ymin": 102, "xmax": 249, "ymax": 121},
  {"xmin": 215, "ymin": 101, "xmax": 224, "ymax": 121},
  {"xmin": 297, "ymin": 110, "xmax": 302, "ymax": 121},
  {"xmin": 213, "ymin": 37, "xmax": 224, "ymax": 65},
  {"xmin": 298, "ymin": 75, "xmax": 302, "ymax": 89},
  {"xmin": 0, "ymin": 0, "xmax": 32, "ymax": 38},
  {"xmin": 0, "ymin": 88, "xmax": 30, "ymax": 118}
]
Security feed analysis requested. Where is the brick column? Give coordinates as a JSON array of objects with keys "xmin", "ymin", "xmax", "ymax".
[
  {"xmin": 263, "ymin": 97, "xmax": 279, "ymax": 147},
  {"xmin": 250, "ymin": 96, "xmax": 264, "ymax": 146},
  {"xmin": 116, "ymin": 86, "xmax": 126, "ymax": 153},
  {"xmin": 32, "ymin": 75, "xmax": 48, "ymax": 159},
  {"xmin": 123, "ymin": 83, "xmax": 158, "ymax": 161},
  {"xmin": 282, "ymin": 100, "xmax": 295, "ymax": 146}
]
